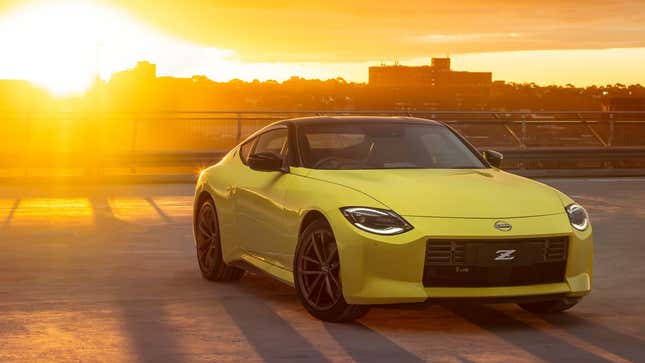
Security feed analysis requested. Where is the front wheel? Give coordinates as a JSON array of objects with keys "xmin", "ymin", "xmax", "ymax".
[
  {"xmin": 519, "ymin": 297, "xmax": 580, "ymax": 314},
  {"xmin": 294, "ymin": 219, "xmax": 370, "ymax": 322},
  {"xmin": 195, "ymin": 198, "xmax": 244, "ymax": 282}
]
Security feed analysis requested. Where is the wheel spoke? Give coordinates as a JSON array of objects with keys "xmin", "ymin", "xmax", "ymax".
[
  {"xmin": 325, "ymin": 248, "xmax": 338, "ymax": 265},
  {"xmin": 307, "ymin": 274, "xmax": 323, "ymax": 300},
  {"xmin": 198, "ymin": 222, "xmax": 212, "ymax": 239},
  {"xmin": 301, "ymin": 270, "xmax": 324, "ymax": 275},
  {"xmin": 314, "ymin": 277, "xmax": 325, "ymax": 305},
  {"xmin": 303, "ymin": 256, "xmax": 320, "ymax": 265},
  {"xmin": 208, "ymin": 243, "xmax": 217, "ymax": 257},
  {"xmin": 210, "ymin": 218, "xmax": 218, "ymax": 236},
  {"xmin": 328, "ymin": 272, "xmax": 341, "ymax": 291},
  {"xmin": 324, "ymin": 276, "xmax": 335, "ymax": 300},
  {"xmin": 310, "ymin": 235, "xmax": 324, "ymax": 264},
  {"xmin": 203, "ymin": 250, "xmax": 211, "ymax": 270},
  {"xmin": 197, "ymin": 244, "xmax": 208, "ymax": 261},
  {"xmin": 316, "ymin": 232, "xmax": 328, "ymax": 262}
]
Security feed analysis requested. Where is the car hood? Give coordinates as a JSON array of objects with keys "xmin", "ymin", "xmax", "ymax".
[{"xmin": 302, "ymin": 168, "xmax": 564, "ymax": 218}]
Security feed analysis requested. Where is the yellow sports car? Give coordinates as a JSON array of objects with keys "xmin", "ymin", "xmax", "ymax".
[{"xmin": 193, "ymin": 116, "xmax": 593, "ymax": 322}]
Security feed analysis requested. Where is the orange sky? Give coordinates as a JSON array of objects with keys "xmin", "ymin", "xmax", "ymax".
[
  {"xmin": 106, "ymin": 0, "xmax": 645, "ymax": 61},
  {"xmin": 1, "ymin": 0, "xmax": 645, "ymax": 95}
]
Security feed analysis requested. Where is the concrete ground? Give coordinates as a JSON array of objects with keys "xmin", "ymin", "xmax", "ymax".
[{"xmin": 0, "ymin": 178, "xmax": 644, "ymax": 362}]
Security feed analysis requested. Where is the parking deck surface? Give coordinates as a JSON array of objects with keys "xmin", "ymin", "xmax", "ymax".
[{"xmin": 1, "ymin": 178, "xmax": 644, "ymax": 362}]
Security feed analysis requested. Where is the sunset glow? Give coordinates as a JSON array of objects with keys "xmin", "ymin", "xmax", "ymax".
[
  {"xmin": 0, "ymin": 1, "xmax": 233, "ymax": 95},
  {"xmin": 1, "ymin": 0, "xmax": 645, "ymax": 97}
]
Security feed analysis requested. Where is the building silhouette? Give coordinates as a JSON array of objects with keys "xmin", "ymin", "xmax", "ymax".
[
  {"xmin": 367, "ymin": 58, "xmax": 492, "ymax": 109},
  {"xmin": 369, "ymin": 58, "xmax": 491, "ymax": 89}
]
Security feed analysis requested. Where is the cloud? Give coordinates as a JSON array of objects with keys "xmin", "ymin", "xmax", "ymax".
[{"xmin": 101, "ymin": 0, "xmax": 645, "ymax": 62}]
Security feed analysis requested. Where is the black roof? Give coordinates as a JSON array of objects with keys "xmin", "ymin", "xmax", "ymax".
[{"xmin": 283, "ymin": 116, "xmax": 443, "ymax": 126}]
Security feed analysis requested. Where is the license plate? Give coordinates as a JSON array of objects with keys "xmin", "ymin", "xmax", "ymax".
[{"xmin": 467, "ymin": 243, "xmax": 540, "ymax": 267}]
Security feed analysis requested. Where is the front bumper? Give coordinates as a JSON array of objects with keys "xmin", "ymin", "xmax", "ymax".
[{"xmin": 329, "ymin": 211, "xmax": 593, "ymax": 305}]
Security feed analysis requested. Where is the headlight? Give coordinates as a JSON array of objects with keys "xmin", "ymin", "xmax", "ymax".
[
  {"xmin": 340, "ymin": 207, "xmax": 413, "ymax": 235},
  {"xmin": 565, "ymin": 203, "xmax": 589, "ymax": 231}
]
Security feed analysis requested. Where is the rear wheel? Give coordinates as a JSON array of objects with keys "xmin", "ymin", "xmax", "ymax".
[
  {"xmin": 519, "ymin": 297, "xmax": 580, "ymax": 314},
  {"xmin": 195, "ymin": 198, "xmax": 244, "ymax": 282},
  {"xmin": 294, "ymin": 219, "xmax": 370, "ymax": 322}
]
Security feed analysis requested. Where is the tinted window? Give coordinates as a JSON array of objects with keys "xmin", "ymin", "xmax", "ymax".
[
  {"xmin": 252, "ymin": 128, "xmax": 288, "ymax": 158},
  {"xmin": 299, "ymin": 123, "xmax": 485, "ymax": 170},
  {"xmin": 239, "ymin": 139, "xmax": 254, "ymax": 164}
]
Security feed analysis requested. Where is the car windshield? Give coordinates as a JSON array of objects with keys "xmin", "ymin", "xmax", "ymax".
[{"xmin": 299, "ymin": 122, "xmax": 487, "ymax": 170}]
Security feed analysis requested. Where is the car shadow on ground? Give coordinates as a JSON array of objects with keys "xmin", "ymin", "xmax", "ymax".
[{"xmin": 221, "ymin": 273, "xmax": 644, "ymax": 363}]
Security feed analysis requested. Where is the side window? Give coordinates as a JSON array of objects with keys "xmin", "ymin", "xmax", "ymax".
[
  {"xmin": 252, "ymin": 128, "xmax": 288, "ymax": 158},
  {"xmin": 239, "ymin": 139, "xmax": 254, "ymax": 164}
]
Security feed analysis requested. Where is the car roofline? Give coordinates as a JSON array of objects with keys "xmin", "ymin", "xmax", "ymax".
[{"xmin": 285, "ymin": 116, "xmax": 444, "ymax": 127}]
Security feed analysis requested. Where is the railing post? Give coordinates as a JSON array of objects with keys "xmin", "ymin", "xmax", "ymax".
[
  {"xmin": 97, "ymin": 110, "xmax": 105, "ymax": 176},
  {"xmin": 520, "ymin": 114, "xmax": 527, "ymax": 149},
  {"xmin": 130, "ymin": 115, "xmax": 138, "ymax": 174},
  {"xmin": 608, "ymin": 112, "xmax": 614, "ymax": 147},
  {"xmin": 85, "ymin": 111, "xmax": 93, "ymax": 176},
  {"xmin": 23, "ymin": 112, "xmax": 31, "ymax": 177},
  {"xmin": 236, "ymin": 113, "xmax": 242, "ymax": 144}
]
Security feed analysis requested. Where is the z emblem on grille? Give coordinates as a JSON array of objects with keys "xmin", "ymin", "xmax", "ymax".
[
  {"xmin": 495, "ymin": 249, "xmax": 517, "ymax": 261},
  {"xmin": 494, "ymin": 220, "xmax": 512, "ymax": 232}
]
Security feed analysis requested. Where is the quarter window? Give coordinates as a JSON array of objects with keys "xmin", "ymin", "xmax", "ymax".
[
  {"xmin": 252, "ymin": 128, "xmax": 288, "ymax": 158},
  {"xmin": 239, "ymin": 139, "xmax": 254, "ymax": 164}
]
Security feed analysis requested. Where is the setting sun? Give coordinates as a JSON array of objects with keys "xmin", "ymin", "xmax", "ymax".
[
  {"xmin": 0, "ymin": 1, "xmax": 369, "ymax": 97},
  {"xmin": 0, "ymin": 1, "xmax": 237, "ymax": 96}
]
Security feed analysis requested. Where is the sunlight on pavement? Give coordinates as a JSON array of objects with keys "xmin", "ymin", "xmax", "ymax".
[
  {"xmin": 151, "ymin": 196, "xmax": 193, "ymax": 219},
  {"xmin": 0, "ymin": 309, "xmax": 135, "ymax": 362},
  {"xmin": 108, "ymin": 197, "xmax": 163, "ymax": 224},
  {"xmin": 11, "ymin": 198, "xmax": 93, "ymax": 226}
]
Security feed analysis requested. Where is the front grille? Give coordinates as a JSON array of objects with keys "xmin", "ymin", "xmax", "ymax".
[
  {"xmin": 545, "ymin": 238, "xmax": 568, "ymax": 262},
  {"xmin": 425, "ymin": 240, "xmax": 466, "ymax": 265},
  {"xmin": 423, "ymin": 237, "xmax": 569, "ymax": 287}
]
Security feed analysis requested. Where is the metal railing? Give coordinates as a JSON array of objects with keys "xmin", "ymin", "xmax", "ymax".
[{"xmin": 1, "ymin": 110, "xmax": 645, "ymax": 177}]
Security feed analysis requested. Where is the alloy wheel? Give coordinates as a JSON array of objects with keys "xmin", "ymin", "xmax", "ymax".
[
  {"xmin": 196, "ymin": 202, "xmax": 219, "ymax": 273},
  {"xmin": 297, "ymin": 229, "xmax": 342, "ymax": 311}
]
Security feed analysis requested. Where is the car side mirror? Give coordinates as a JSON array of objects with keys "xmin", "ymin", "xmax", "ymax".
[
  {"xmin": 248, "ymin": 152, "xmax": 285, "ymax": 172},
  {"xmin": 483, "ymin": 149, "xmax": 503, "ymax": 168}
]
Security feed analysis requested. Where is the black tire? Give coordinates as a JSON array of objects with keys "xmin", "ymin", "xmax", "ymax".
[
  {"xmin": 294, "ymin": 218, "xmax": 370, "ymax": 322},
  {"xmin": 195, "ymin": 197, "xmax": 244, "ymax": 282},
  {"xmin": 519, "ymin": 297, "xmax": 580, "ymax": 314}
]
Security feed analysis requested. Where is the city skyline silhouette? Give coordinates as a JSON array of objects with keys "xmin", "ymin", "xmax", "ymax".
[{"xmin": 1, "ymin": 59, "xmax": 644, "ymax": 113}]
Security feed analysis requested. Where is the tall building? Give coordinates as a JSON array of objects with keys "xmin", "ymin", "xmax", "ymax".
[
  {"xmin": 367, "ymin": 58, "xmax": 492, "ymax": 109},
  {"xmin": 369, "ymin": 58, "xmax": 491, "ymax": 90}
]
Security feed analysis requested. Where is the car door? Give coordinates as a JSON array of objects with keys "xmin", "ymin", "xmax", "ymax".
[{"xmin": 235, "ymin": 126, "xmax": 294, "ymax": 268}]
